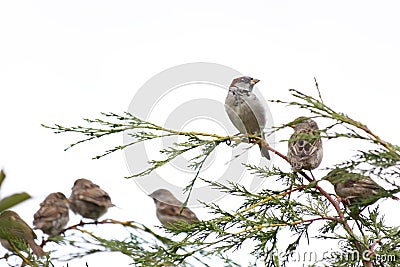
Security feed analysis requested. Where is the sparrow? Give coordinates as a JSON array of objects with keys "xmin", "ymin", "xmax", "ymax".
[
  {"xmin": 33, "ymin": 192, "xmax": 69, "ymax": 236},
  {"xmin": 225, "ymin": 76, "xmax": 270, "ymax": 159},
  {"xmin": 69, "ymin": 178, "xmax": 114, "ymax": 220},
  {"xmin": 287, "ymin": 117, "xmax": 323, "ymax": 171},
  {"xmin": 325, "ymin": 168, "xmax": 399, "ymax": 213},
  {"xmin": 0, "ymin": 210, "xmax": 46, "ymax": 257},
  {"xmin": 149, "ymin": 189, "xmax": 199, "ymax": 227}
]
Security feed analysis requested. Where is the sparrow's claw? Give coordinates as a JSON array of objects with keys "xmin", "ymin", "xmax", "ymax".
[
  {"xmin": 248, "ymin": 137, "xmax": 256, "ymax": 143},
  {"xmin": 337, "ymin": 195, "xmax": 351, "ymax": 205}
]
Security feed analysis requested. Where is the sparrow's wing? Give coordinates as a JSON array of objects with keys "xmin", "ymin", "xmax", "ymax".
[
  {"xmin": 180, "ymin": 207, "xmax": 199, "ymax": 221},
  {"xmin": 347, "ymin": 177, "xmax": 383, "ymax": 195},
  {"xmin": 338, "ymin": 176, "xmax": 387, "ymax": 206},
  {"xmin": 75, "ymin": 185, "xmax": 113, "ymax": 207},
  {"xmin": 158, "ymin": 202, "xmax": 183, "ymax": 216},
  {"xmin": 8, "ymin": 214, "xmax": 37, "ymax": 239},
  {"xmin": 34, "ymin": 204, "xmax": 67, "ymax": 223},
  {"xmin": 289, "ymin": 129, "xmax": 321, "ymax": 159},
  {"xmin": 354, "ymin": 177, "xmax": 382, "ymax": 189},
  {"xmin": 158, "ymin": 202, "xmax": 198, "ymax": 221}
]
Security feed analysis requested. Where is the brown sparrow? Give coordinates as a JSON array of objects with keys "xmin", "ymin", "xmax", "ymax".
[
  {"xmin": 287, "ymin": 117, "xmax": 322, "ymax": 171},
  {"xmin": 225, "ymin": 76, "xmax": 270, "ymax": 159},
  {"xmin": 0, "ymin": 210, "xmax": 46, "ymax": 257},
  {"xmin": 326, "ymin": 168, "xmax": 399, "ymax": 217},
  {"xmin": 69, "ymin": 178, "xmax": 114, "ymax": 220},
  {"xmin": 33, "ymin": 192, "xmax": 69, "ymax": 236},
  {"xmin": 149, "ymin": 189, "xmax": 199, "ymax": 227}
]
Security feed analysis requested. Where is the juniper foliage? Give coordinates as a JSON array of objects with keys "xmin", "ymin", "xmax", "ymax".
[{"xmin": 3, "ymin": 86, "xmax": 398, "ymax": 267}]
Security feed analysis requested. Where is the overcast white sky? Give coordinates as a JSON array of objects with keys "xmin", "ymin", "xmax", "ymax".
[{"xmin": 1, "ymin": 1, "xmax": 399, "ymax": 266}]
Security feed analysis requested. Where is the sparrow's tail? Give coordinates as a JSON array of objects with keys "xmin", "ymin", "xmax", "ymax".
[
  {"xmin": 258, "ymin": 133, "xmax": 270, "ymax": 160},
  {"xmin": 28, "ymin": 241, "xmax": 46, "ymax": 257},
  {"xmin": 389, "ymin": 188, "xmax": 400, "ymax": 200},
  {"xmin": 258, "ymin": 143, "xmax": 270, "ymax": 159}
]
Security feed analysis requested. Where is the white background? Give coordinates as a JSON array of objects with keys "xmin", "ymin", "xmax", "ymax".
[{"xmin": 0, "ymin": 1, "xmax": 399, "ymax": 266}]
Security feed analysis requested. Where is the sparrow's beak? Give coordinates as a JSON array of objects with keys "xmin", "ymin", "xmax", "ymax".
[
  {"xmin": 288, "ymin": 124, "xmax": 296, "ymax": 129},
  {"xmin": 250, "ymin": 79, "xmax": 260, "ymax": 85}
]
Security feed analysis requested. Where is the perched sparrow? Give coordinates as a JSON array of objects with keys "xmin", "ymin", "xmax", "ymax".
[
  {"xmin": 0, "ymin": 210, "xmax": 45, "ymax": 257},
  {"xmin": 33, "ymin": 192, "xmax": 69, "ymax": 236},
  {"xmin": 325, "ymin": 168, "xmax": 399, "ymax": 210},
  {"xmin": 225, "ymin": 76, "xmax": 270, "ymax": 159},
  {"xmin": 69, "ymin": 178, "xmax": 114, "ymax": 220},
  {"xmin": 149, "ymin": 189, "xmax": 199, "ymax": 227},
  {"xmin": 287, "ymin": 117, "xmax": 322, "ymax": 171}
]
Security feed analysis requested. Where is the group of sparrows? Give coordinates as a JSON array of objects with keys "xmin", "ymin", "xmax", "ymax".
[
  {"xmin": 1, "ymin": 76, "xmax": 397, "ymax": 258},
  {"xmin": 0, "ymin": 178, "xmax": 114, "ymax": 257},
  {"xmin": 0, "ymin": 178, "xmax": 198, "ymax": 257},
  {"xmin": 225, "ymin": 75, "xmax": 399, "ymax": 218}
]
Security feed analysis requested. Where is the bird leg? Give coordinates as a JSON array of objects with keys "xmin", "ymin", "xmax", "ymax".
[
  {"xmin": 337, "ymin": 196, "xmax": 351, "ymax": 206},
  {"xmin": 309, "ymin": 171, "xmax": 316, "ymax": 181}
]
